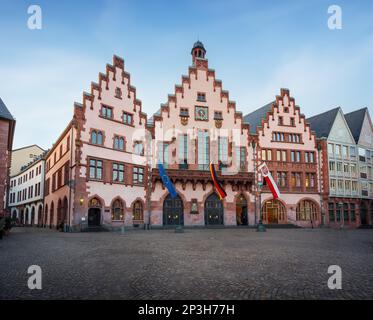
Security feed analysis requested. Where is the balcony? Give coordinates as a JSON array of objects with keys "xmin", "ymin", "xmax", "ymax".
[{"xmin": 151, "ymin": 168, "xmax": 254, "ymax": 191}]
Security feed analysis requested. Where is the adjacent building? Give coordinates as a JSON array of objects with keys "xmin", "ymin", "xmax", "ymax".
[
  {"xmin": 8, "ymin": 152, "xmax": 46, "ymax": 225},
  {"xmin": 44, "ymin": 55, "xmax": 148, "ymax": 230},
  {"xmin": 345, "ymin": 108, "xmax": 373, "ymax": 225},
  {"xmin": 0, "ymin": 98, "xmax": 16, "ymax": 217},
  {"xmin": 10, "ymin": 144, "xmax": 45, "ymax": 176},
  {"xmin": 244, "ymin": 89, "xmax": 323, "ymax": 227},
  {"xmin": 307, "ymin": 107, "xmax": 360, "ymax": 227}
]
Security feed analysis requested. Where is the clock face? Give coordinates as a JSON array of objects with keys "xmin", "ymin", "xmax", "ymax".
[{"xmin": 195, "ymin": 106, "xmax": 208, "ymax": 121}]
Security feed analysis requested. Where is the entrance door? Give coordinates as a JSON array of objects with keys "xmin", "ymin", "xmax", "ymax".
[
  {"xmin": 268, "ymin": 208, "xmax": 278, "ymax": 223},
  {"xmin": 205, "ymin": 193, "xmax": 224, "ymax": 225},
  {"xmin": 360, "ymin": 203, "xmax": 367, "ymax": 225},
  {"xmin": 236, "ymin": 194, "xmax": 248, "ymax": 226},
  {"xmin": 88, "ymin": 208, "xmax": 101, "ymax": 226},
  {"xmin": 163, "ymin": 194, "xmax": 184, "ymax": 226}
]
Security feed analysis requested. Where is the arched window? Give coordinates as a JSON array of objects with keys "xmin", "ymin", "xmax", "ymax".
[
  {"xmin": 119, "ymin": 137, "xmax": 124, "ymax": 150},
  {"xmin": 97, "ymin": 131, "xmax": 103, "ymax": 145},
  {"xmin": 296, "ymin": 200, "xmax": 317, "ymax": 221},
  {"xmin": 111, "ymin": 199, "xmax": 124, "ymax": 221},
  {"xmin": 91, "ymin": 131, "xmax": 97, "ymax": 144},
  {"xmin": 133, "ymin": 201, "xmax": 143, "ymax": 221},
  {"xmin": 114, "ymin": 136, "xmax": 119, "ymax": 150}
]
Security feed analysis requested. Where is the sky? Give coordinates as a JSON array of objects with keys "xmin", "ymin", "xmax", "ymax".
[{"xmin": 0, "ymin": 0, "xmax": 372, "ymax": 150}]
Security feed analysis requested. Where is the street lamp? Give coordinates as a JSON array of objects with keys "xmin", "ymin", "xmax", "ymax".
[
  {"xmin": 251, "ymin": 140, "xmax": 257, "ymax": 226},
  {"xmin": 256, "ymin": 181, "xmax": 266, "ymax": 232}
]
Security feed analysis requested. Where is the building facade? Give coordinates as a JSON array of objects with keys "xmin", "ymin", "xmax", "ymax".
[
  {"xmin": 44, "ymin": 55, "xmax": 148, "ymax": 230},
  {"xmin": 244, "ymin": 89, "xmax": 323, "ymax": 227},
  {"xmin": 149, "ymin": 42, "xmax": 253, "ymax": 227},
  {"xmin": 308, "ymin": 107, "xmax": 360, "ymax": 228},
  {"xmin": 8, "ymin": 154, "xmax": 45, "ymax": 225},
  {"xmin": 38, "ymin": 42, "xmax": 372, "ymax": 231},
  {"xmin": 0, "ymin": 98, "xmax": 16, "ymax": 217},
  {"xmin": 10, "ymin": 144, "xmax": 45, "ymax": 176},
  {"xmin": 345, "ymin": 108, "xmax": 373, "ymax": 226}
]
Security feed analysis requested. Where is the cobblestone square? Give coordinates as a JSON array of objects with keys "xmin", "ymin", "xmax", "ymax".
[{"xmin": 1, "ymin": 227, "xmax": 372, "ymax": 300}]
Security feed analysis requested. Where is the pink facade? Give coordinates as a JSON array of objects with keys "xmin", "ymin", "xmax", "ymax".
[{"xmin": 42, "ymin": 42, "xmax": 327, "ymax": 230}]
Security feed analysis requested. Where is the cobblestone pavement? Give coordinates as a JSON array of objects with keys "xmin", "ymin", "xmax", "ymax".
[{"xmin": 1, "ymin": 227, "xmax": 372, "ymax": 300}]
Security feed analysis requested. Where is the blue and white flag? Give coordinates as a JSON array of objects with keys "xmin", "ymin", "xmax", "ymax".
[{"xmin": 157, "ymin": 162, "xmax": 177, "ymax": 198}]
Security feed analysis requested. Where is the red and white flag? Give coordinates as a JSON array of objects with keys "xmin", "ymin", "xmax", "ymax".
[{"xmin": 258, "ymin": 162, "xmax": 281, "ymax": 200}]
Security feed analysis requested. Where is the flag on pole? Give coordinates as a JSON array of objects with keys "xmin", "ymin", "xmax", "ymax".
[
  {"xmin": 157, "ymin": 162, "xmax": 177, "ymax": 198},
  {"xmin": 209, "ymin": 162, "xmax": 227, "ymax": 200},
  {"xmin": 258, "ymin": 162, "xmax": 281, "ymax": 200}
]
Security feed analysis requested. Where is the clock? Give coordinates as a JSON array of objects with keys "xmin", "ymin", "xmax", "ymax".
[{"xmin": 195, "ymin": 106, "xmax": 208, "ymax": 121}]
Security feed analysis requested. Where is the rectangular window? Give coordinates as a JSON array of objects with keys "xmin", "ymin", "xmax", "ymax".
[
  {"xmin": 276, "ymin": 172, "xmax": 287, "ymax": 187},
  {"xmin": 290, "ymin": 117, "xmax": 295, "ymax": 126},
  {"xmin": 291, "ymin": 172, "xmax": 301, "ymax": 187},
  {"xmin": 197, "ymin": 92, "xmax": 206, "ymax": 102},
  {"xmin": 198, "ymin": 131, "xmax": 209, "ymax": 170},
  {"xmin": 305, "ymin": 173, "xmax": 315, "ymax": 188},
  {"xmin": 89, "ymin": 159, "xmax": 103, "ymax": 180},
  {"xmin": 134, "ymin": 142, "xmax": 144, "ymax": 156},
  {"xmin": 328, "ymin": 203, "xmax": 335, "ymax": 222},
  {"xmin": 101, "ymin": 105, "xmax": 113, "ymax": 119},
  {"xmin": 291, "ymin": 151, "xmax": 300, "ymax": 162},
  {"xmin": 112, "ymin": 163, "xmax": 125, "ymax": 182},
  {"xmin": 158, "ymin": 142, "xmax": 169, "ymax": 168},
  {"xmin": 178, "ymin": 134, "xmax": 188, "ymax": 166},
  {"xmin": 123, "ymin": 112, "xmax": 133, "ymax": 125},
  {"xmin": 133, "ymin": 167, "xmax": 144, "ymax": 184},
  {"xmin": 343, "ymin": 163, "xmax": 350, "ymax": 174},
  {"xmin": 342, "ymin": 146, "xmax": 349, "ymax": 158},
  {"xmin": 328, "ymin": 143, "xmax": 334, "ymax": 155},
  {"xmin": 278, "ymin": 116, "xmax": 283, "ymax": 126},
  {"xmin": 64, "ymin": 162, "xmax": 69, "ymax": 185},
  {"xmin": 329, "ymin": 161, "xmax": 335, "ymax": 172},
  {"xmin": 67, "ymin": 136, "xmax": 70, "ymax": 151},
  {"xmin": 350, "ymin": 146, "xmax": 356, "ymax": 157},
  {"xmin": 218, "ymin": 137, "xmax": 228, "ymax": 163},
  {"xmin": 335, "ymin": 144, "xmax": 341, "ymax": 157}
]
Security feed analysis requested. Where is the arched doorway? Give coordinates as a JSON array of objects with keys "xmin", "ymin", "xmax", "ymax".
[
  {"xmin": 20, "ymin": 210, "xmax": 24, "ymax": 225},
  {"xmin": 133, "ymin": 201, "xmax": 144, "ymax": 226},
  {"xmin": 236, "ymin": 194, "xmax": 248, "ymax": 226},
  {"xmin": 38, "ymin": 205, "xmax": 42, "ymax": 227},
  {"xmin": 50, "ymin": 202, "xmax": 54, "ymax": 228},
  {"xmin": 12, "ymin": 209, "xmax": 17, "ymax": 220},
  {"xmin": 44, "ymin": 204, "xmax": 48, "ymax": 227},
  {"xmin": 163, "ymin": 194, "xmax": 184, "ymax": 226},
  {"xmin": 205, "ymin": 193, "xmax": 224, "ymax": 225},
  {"xmin": 31, "ymin": 207, "xmax": 35, "ymax": 226},
  {"xmin": 25, "ymin": 208, "xmax": 29, "ymax": 225},
  {"xmin": 62, "ymin": 197, "xmax": 68, "ymax": 224},
  {"xmin": 360, "ymin": 202, "xmax": 368, "ymax": 225},
  {"xmin": 57, "ymin": 199, "xmax": 62, "ymax": 228},
  {"xmin": 296, "ymin": 200, "xmax": 318, "ymax": 222},
  {"xmin": 88, "ymin": 198, "xmax": 102, "ymax": 227},
  {"xmin": 262, "ymin": 199, "xmax": 286, "ymax": 224}
]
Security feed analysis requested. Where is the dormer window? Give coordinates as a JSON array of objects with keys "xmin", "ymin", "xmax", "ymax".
[{"xmin": 197, "ymin": 92, "xmax": 206, "ymax": 102}]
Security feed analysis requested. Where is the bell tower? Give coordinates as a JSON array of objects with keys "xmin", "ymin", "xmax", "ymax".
[{"xmin": 191, "ymin": 41, "xmax": 206, "ymax": 65}]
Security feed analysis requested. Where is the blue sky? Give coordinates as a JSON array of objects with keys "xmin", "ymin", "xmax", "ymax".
[{"xmin": 0, "ymin": 0, "xmax": 372, "ymax": 149}]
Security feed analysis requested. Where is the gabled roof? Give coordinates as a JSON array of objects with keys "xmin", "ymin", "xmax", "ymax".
[
  {"xmin": 344, "ymin": 108, "xmax": 368, "ymax": 143},
  {"xmin": 0, "ymin": 97, "xmax": 15, "ymax": 121},
  {"xmin": 306, "ymin": 107, "xmax": 340, "ymax": 138},
  {"xmin": 243, "ymin": 101, "xmax": 274, "ymax": 134}
]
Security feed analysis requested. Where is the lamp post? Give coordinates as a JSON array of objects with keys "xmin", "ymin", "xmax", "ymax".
[
  {"xmin": 256, "ymin": 181, "xmax": 266, "ymax": 232},
  {"xmin": 251, "ymin": 140, "xmax": 257, "ymax": 226}
]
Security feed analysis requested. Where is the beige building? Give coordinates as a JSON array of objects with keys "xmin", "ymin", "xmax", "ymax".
[{"xmin": 10, "ymin": 145, "xmax": 45, "ymax": 176}]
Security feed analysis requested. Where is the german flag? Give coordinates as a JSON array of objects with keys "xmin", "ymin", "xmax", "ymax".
[{"xmin": 209, "ymin": 162, "xmax": 227, "ymax": 200}]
